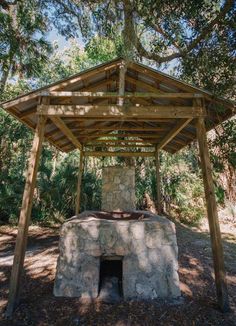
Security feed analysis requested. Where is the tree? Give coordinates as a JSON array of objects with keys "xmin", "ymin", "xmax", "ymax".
[
  {"xmin": 0, "ymin": 0, "xmax": 52, "ymax": 94},
  {"xmin": 48, "ymin": 1, "xmax": 235, "ymax": 68}
]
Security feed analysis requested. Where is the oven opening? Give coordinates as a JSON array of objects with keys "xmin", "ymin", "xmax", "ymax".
[{"xmin": 98, "ymin": 256, "xmax": 123, "ymax": 303}]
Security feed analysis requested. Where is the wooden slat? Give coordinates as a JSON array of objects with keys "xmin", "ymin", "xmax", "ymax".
[
  {"xmin": 126, "ymin": 75, "xmax": 162, "ymax": 93},
  {"xmin": 50, "ymin": 62, "xmax": 119, "ymax": 91},
  {"xmin": 85, "ymin": 144, "xmax": 155, "ymax": 148},
  {"xmin": 156, "ymin": 118, "xmax": 192, "ymax": 150},
  {"xmin": 80, "ymin": 133, "xmax": 164, "ymax": 139},
  {"xmin": 85, "ymin": 139, "xmax": 154, "ymax": 144},
  {"xmin": 72, "ymin": 126, "xmax": 167, "ymax": 132},
  {"xmin": 38, "ymin": 104, "xmax": 205, "ymax": 119},
  {"xmin": 19, "ymin": 107, "xmax": 37, "ymax": 118},
  {"xmin": 6, "ymin": 115, "xmax": 46, "ymax": 317},
  {"xmin": 40, "ymin": 91, "xmax": 204, "ymax": 99},
  {"xmin": 129, "ymin": 62, "xmax": 210, "ymax": 96},
  {"xmin": 50, "ymin": 116, "xmax": 82, "ymax": 150},
  {"xmin": 196, "ymin": 116, "xmax": 229, "ymax": 312},
  {"xmin": 84, "ymin": 151, "xmax": 155, "ymax": 157}
]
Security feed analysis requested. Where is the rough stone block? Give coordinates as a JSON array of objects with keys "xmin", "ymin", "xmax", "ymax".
[{"xmin": 54, "ymin": 211, "xmax": 181, "ymax": 301}]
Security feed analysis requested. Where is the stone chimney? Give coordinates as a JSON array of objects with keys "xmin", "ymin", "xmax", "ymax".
[{"xmin": 102, "ymin": 166, "xmax": 136, "ymax": 211}]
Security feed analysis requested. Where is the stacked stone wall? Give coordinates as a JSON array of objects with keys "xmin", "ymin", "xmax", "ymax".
[
  {"xmin": 102, "ymin": 166, "xmax": 136, "ymax": 211},
  {"xmin": 54, "ymin": 212, "xmax": 181, "ymax": 300}
]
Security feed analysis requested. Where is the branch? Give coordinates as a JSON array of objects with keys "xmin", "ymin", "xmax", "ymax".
[
  {"xmin": 185, "ymin": 0, "xmax": 234, "ymax": 53},
  {"xmin": 148, "ymin": 21, "xmax": 182, "ymax": 51},
  {"xmin": 123, "ymin": 0, "xmax": 182, "ymax": 63},
  {"xmin": 125, "ymin": 0, "xmax": 234, "ymax": 64}
]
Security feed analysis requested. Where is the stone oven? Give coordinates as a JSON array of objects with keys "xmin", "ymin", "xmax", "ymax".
[
  {"xmin": 54, "ymin": 211, "xmax": 180, "ymax": 300},
  {"xmin": 54, "ymin": 166, "xmax": 180, "ymax": 301}
]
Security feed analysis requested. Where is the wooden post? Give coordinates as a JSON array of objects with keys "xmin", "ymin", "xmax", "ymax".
[
  {"xmin": 75, "ymin": 150, "xmax": 84, "ymax": 215},
  {"xmin": 155, "ymin": 149, "xmax": 162, "ymax": 214},
  {"xmin": 117, "ymin": 60, "xmax": 126, "ymax": 106},
  {"xmin": 6, "ymin": 115, "xmax": 46, "ymax": 317},
  {"xmin": 196, "ymin": 117, "xmax": 229, "ymax": 312}
]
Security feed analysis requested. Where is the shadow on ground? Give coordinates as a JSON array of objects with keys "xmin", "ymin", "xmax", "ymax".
[{"xmin": 0, "ymin": 220, "xmax": 235, "ymax": 326}]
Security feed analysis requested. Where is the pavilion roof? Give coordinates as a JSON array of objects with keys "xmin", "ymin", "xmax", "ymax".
[{"xmin": 1, "ymin": 57, "xmax": 235, "ymax": 154}]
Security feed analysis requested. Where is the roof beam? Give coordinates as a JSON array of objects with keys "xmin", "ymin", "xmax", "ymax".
[
  {"xmin": 41, "ymin": 91, "xmax": 204, "ymax": 99},
  {"xmin": 50, "ymin": 61, "xmax": 119, "ymax": 91},
  {"xmin": 85, "ymin": 144, "xmax": 155, "ymax": 148},
  {"xmin": 156, "ymin": 118, "xmax": 192, "ymax": 150},
  {"xmin": 85, "ymin": 139, "xmax": 154, "ymax": 144},
  {"xmin": 80, "ymin": 133, "xmax": 163, "ymax": 139},
  {"xmin": 50, "ymin": 116, "xmax": 82, "ymax": 150},
  {"xmin": 84, "ymin": 151, "xmax": 155, "ymax": 157},
  {"xmin": 38, "ymin": 104, "xmax": 205, "ymax": 119}
]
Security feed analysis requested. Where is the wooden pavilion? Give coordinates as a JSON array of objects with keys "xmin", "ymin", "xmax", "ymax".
[{"xmin": 1, "ymin": 57, "xmax": 235, "ymax": 316}]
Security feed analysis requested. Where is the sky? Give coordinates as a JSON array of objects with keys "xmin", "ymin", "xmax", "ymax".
[
  {"xmin": 47, "ymin": 27, "xmax": 177, "ymax": 75},
  {"xmin": 47, "ymin": 28, "xmax": 84, "ymax": 51}
]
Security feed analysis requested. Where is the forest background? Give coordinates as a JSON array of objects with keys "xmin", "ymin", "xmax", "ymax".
[{"xmin": 0, "ymin": 0, "xmax": 235, "ymax": 226}]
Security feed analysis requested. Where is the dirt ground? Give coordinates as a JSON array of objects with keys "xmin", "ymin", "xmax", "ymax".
[{"xmin": 0, "ymin": 218, "xmax": 236, "ymax": 326}]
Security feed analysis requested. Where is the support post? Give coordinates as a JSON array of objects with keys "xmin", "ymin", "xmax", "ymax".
[
  {"xmin": 117, "ymin": 60, "xmax": 126, "ymax": 106},
  {"xmin": 196, "ymin": 117, "xmax": 229, "ymax": 312},
  {"xmin": 6, "ymin": 115, "xmax": 46, "ymax": 317},
  {"xmin": 155, "ymin": 149, "xmax": 162, "ymax": 214},
  {"xmin": 75, "ymin": 150, "xmax": 84, "ymax": 215}
]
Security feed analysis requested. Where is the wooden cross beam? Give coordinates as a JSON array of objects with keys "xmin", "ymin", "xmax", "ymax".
[
  {"xmin": 84, "ymin": 151, "xmax": 155, "ymax": 157},
  {"xmin": 38, "ymin": 104, "xmax": 205, "ymax": 119},
  {"xmin": 39, "ymin": 91, "xmax": 204, "ymax": 99},
  {"xmin": 80, "ymin": 133, "xmax": 164, "ymax": 139}
]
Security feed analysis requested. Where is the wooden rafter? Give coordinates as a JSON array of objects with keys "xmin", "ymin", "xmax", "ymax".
[
  {"xmin": 50, "ymin": 116, "xmax": 82, "ymax": 150},
  {"xmin": 156, "ymin": 118, "xmax": 192, "ymax": 150}
]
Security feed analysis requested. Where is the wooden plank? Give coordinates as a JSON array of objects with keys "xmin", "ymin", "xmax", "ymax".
[
  {"xmin": 72, "ymin": 126, "xmax": 167, "ymax": 132},
  {"xmin": 118, "ymin": 61, "xmax": 126, "ymax": 106},
  {"xmin": 38, "ymin": 105, "xmax": 205, "ymax": 119},
  {"xmin": 155, "ymin": 150, "xmax": 162, "ymax": 214},
  {"xmin": 45, "ymin": 127, "xmax": 61, "ymax": 138},
  {"xmin": 85, "ymin": 144, "xmax": 155, "ymax": 148},
  {"xmin": 1, "ymin": 60, "xmax": 120, "ymax": 110},
  {"xmin": 126, "ymin": 75, "xmax": 162, "ymax": 93},
  {"xmin": 40, "ymin": 91, "xmax": 204, "ymax": 99},
  {"xmin": 51, "ymin": 62, "xmax": 119, "ymax": 91},
  {"xmin": 156, "ymin": 118, "xmax": 192, "ymax": 150},
  {"xmin": 80, "ymin": 133, "xmax": 164, "ymax": 139},
  {"xmin": 6, "ymin": 115, "xmax": 46, "ymax": 317},
  {"xmin": 129, "ymin": 62, "xmax": 210, "ymax": 96},
  {"xmin": 50, "ymin": 116, "xmax": 82, "ymax": 150},
  {"xmin": 75, "ymin": 150, "xmax": 84, "ymax": 215},
  {"xmin": 19, "ymin": 107, "xmax": 37, "ymax": 118},
  {"xmin": 86, "ymin": 139, "xmax": 154, "ymax": 144},
  {"xmin": 84, "ymin": 151, "xmax": 155, "ymax": 157},
  {"xmin": 196, "ymin": 116, "xmax": 229, "ymax": 312}
]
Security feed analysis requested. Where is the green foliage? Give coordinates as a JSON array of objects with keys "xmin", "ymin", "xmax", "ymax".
[
  {"xmin": 0, "ymin": 0, "xmax": 52, "ymax": 93},
  {"xmin": 85, "ymin": 36, "xmax": 122, "ymax": 63},
  {"xmin": 161, "ymin": 148, "xmax": 206, "ymax": 225}
]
